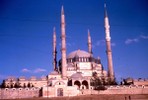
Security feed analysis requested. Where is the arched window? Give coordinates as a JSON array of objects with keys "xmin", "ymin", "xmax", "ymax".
[
  {"xmin": 67, "ymin": 79, "xmax": 72, "ymax": 86},
  {"xmin": 74, "ymin": 80, "xmax": 81, "ymax": 89},
  {"xmin": 82, "ymin": 80, "xmax": 89, "ymax": 89}
]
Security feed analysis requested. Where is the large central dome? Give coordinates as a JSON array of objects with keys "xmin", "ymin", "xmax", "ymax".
[{"xmin": 67, "ymin": 49, "xmax": 91, "ymax": 59}]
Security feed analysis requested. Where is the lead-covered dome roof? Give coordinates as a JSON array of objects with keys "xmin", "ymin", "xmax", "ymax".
[
  {"xmin": 49, "ymin": 71, "xmax": 59, "ymax": 75},
  {"xmin": 70, "ymin": 72, "xmax": 83, "ymax": 79},
  {"xmin": 67, "ymin": 49, "xmax": 91, "ymax": 59}
]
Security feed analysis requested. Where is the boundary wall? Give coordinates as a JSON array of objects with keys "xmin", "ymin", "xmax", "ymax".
[
  {"xmin": 82, "ymin": 85, "xmax": 148, "ymax": 95},
  {"xmin": 0, "ymin": 88, "xmax": 40, "ymax": 99}
]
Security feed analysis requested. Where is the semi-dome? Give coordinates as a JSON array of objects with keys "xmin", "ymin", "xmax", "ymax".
[
  {"xmin": 67, "ymin": 49, "xmax": 91, "ymax": 59},
  {"xmin": 70, "ymin": 72, "xmax": 83, "ymax": 79},
  {"xmin": 49, "ymin": 71, "xmax": 59, "ymax": 75}
]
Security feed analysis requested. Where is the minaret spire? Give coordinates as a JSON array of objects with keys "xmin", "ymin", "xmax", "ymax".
[
  {"xmin": 61, "ymin": 5, "xmax": 64, "ymax": 15},
  {"xmin": 53, "ymin": 27, "xmax": 57, "ymax": 71},
  {"xmin": 61, "ymin": 6, "xmax": 67, "ymax": 78},
  {"xmin": 87, "ymin": 29, "xmax": 92, "ymax": 55},
  {"xmin": 104, "ymin": 3, "xmax": 108, "ymax": 18},
  {"xmin": 104, "ymin": 3, "xmax": 114, "ymax": 81}
]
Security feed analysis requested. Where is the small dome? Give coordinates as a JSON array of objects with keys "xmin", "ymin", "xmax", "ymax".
[
  {"xmin": 125, "ymin": 77, "xmax": 133, "ymax": 82},
  {"xmin": 67, "ymin": 49, "xmax": 91, "ymax": 59},
  {"xmin": 70, "ymin": 72, "xmax": 83, "ymax": 79},
  {"xmin": 49, "ymin": 71, "xmax": 59, "ymax": 75}
]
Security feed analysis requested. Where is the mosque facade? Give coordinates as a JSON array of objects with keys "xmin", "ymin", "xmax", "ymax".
[
  {"xmin": 41, "ymin": 5, "xmax": 114, "ymax": 97},
  {"xmin": 2, "ymin": 5, "xmax": 116, "ymax": 97}
]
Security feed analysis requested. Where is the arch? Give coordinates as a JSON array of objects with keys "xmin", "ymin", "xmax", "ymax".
[
  {"xmin": 74, "ymin": 80, "xmax": 81, "ymax": 89},
  {"xmin": 54, "ymin": 81, "xmax": 65, "ymax": 86},
  {"xmin": 142, "ymin": 85, "xmax": 145, "ymax": 88},
  {"xmin": 82, "ymin": 80, "xmax": 89, "ymax": 89},
  {"xmin": 67, "ymin": 79, "xmax": 72, "ymax": 86},
  {"xmin": 57, "ymin": 88, "xmax": 63, "ymax": 96}
]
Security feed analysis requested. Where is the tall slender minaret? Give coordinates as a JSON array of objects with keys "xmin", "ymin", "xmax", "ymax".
[
  {"xmin": 61, "ymin": 6, "xmax": 67, "ymax": 78},
  {"xmin": 87, "ymin": 29, "xmax": 92, "ymax": 55},
  {"xmin": 53, "ymin": 27, "xmax": 57, "ymax": 71},
  {"xmin": 104, "ymin": 4, "xmax": 114, "ymax": 80}
]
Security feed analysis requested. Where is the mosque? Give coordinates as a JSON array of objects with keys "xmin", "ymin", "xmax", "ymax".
[
  {"xmin": 43, "ymin": 5, "xmax": 115, "ymax": 97},
  {"xmin": 2, "ymin": 5, "xmax": 116, "ymax": 97}
]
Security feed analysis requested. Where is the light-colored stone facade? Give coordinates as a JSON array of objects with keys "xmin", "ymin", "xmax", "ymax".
[
  {"xmin": 1, "ymin": 5, "xmax": 148, "ymax": 99},
  {"xmin": 4, "ymin": 76, "xmax": 47, "ymax": 88},
  {"xmin": 0, "ymin": 88, "xmax": 40, "ymax": 99},
  {"xmin": 0, "ymin": 85, "xmax": 148, "ymax": 99},
  {"xmin": 133, "ymin": 79, "xmax": 148, "ymax": 86}
]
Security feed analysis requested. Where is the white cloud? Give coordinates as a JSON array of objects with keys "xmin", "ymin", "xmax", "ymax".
[
  {"xmin": 140, "ymin": 35, "xmax": 148, "ymax": 39},
  {"xmin": 111, "ymin": 43, "xmax": 116, "ymax": 46},
  {"xmin": 21, "ymin": 68, "xmax": 31, "ymax": 73},
  {"xmin": 59, "ymin": 42, "xmax": 75, "ymax": 47},
  {"xmin": 96, "ymin": 40, "xmax": 105, "ymax": 46},
  {"xmin": 125, "ymin": 34, "xmax": 148, "ymax": 45},
  {"xmin": 66, "ymin": 35, "xmax": 72, "ymax": 39},
  {"xmin": 59, "ymin": 43, "xmax": 61, "ymax": 46},
  {"xmin": 67, "ymin": 43, "xmax": 72, "ymax": 46},
  {"xmin": 125, "ymin": 38, "xmax": 139, "ymax": 44},
  {"xmin": 33, "ymin": 68, "xmax": 47, "ymax": 73},
  {"xmin": 95, "ymin": 39, "xmax": 116, "ymax": 47},
  {"xmin": 21, "ymin": 68, "xmax": 47, "ymax": 73}
]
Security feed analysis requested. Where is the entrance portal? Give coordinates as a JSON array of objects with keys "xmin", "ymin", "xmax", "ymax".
[
  {"xmin": 82, "ymin": 80, "xmax": 89, "ymax": 89},
  {"xmin": 74, "ymin": 80, "xmax": 81, "ymax": 89},
  {"xmin": 57, "ymin": 88, "xmax": 63, "ymax": 96}
]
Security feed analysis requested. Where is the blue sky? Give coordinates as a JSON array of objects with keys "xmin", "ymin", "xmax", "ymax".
[{"xmin": 0, "ymin": 0, "xmax": 148, "ymax": 83}]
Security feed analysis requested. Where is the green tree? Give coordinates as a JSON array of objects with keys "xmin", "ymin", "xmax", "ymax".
[{"xmin": 1, "ymin": 80, "xmax": 6, "ymax": 88}]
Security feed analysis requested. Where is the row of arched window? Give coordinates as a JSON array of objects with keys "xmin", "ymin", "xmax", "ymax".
[{"xmin": 67, "ymin": 57, "xmax": 101, "ymax": 64}]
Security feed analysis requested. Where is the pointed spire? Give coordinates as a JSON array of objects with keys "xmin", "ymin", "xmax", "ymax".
[
  {"xmin": 87, "ymin": 29, "xmax": 92, "ymax": 55},
  {"xmin": 104, "ymin": 3, "xmax": 114, "ymax": 81},
  {"xmin": 61, "ymin": 5, "xmax": 65, "ymax": 25},
  {"xmin": 53, "ymin": 27, "xmax": 57, "ymax": 71},
  {"xmin": 104, "ymin": 3, "xmax": 110, "ymax": 41},
  {"xmin": 53, "ymin": 27, "xmax": 56, "ymax": 34},
  {"xmin": 104, "ymin": 3, "xmax": 108, "ymax": 17},
  {"xmin": 61, "ymin": 5, "xmax": 67, "ymax": 78},
  {"xmin": 88, "ymin": 29, "xmax": 90, "ymax": 37},
  {"xmin": 53, "ymin": 27, "xmax": 56, "ymax": 40},
  {"xmin": 61, "ymin": 5, "xmax": 64, "ymax": 15},
  {"xmin": 53, "ymin": 27, "xmax": 56, "ymax": 42}
]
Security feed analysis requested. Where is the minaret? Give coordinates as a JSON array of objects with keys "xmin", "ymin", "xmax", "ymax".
[
  {"xmin": 53, "ymin": 27, "xmax": 57, "ymax": 71},
  {"xmin": 61, "ymin": 6, "xmax": 67, "ymax": 78},
  {"xmin": 104, "ymin": 4, "xmax": 114, "ymax": 80},
  {"xmin": 87, "ymin": 29, "xmax": 92, "ymax": 55}
]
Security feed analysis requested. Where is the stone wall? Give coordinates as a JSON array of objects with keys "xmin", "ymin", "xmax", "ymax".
[
  {"xmin": 0, "ymin": 85, "xmax": 148, "ymax": 99},
  {"xmin": 0, "ymin": 88, "xmax": 40, "ymax": 99},
  {"xmin": 81, "ymin": 85, "xmax": 148, "ymax": 95},
  {"xmin": 42, "ymin": 86, "xmax": 79, "ymax": 97}
]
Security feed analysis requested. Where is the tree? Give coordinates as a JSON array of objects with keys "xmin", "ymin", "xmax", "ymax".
[
  {"xmin": 105, "ymin": 77, "xmax": 117, "ymax": 85},
  {"xmin": 14, "ymin": 82, "xmax": 21, "ymax": 88},
  {"xmin": 23, "ymin": 83, "xmax": 26, "ymax": 88},
  {"xmin": 1, "ymin": 80, "xmax": 6, "ymax": 88},
  {"xmin": 27, "ymin": 82, "xmax": 31, "ymax": 88},
  {"xmin": 10, "ymin": 84, "xmax": 14, "ymax": 88},
  {"xmin": 123, "ymin": 78, "xmax": 133, "ymax": 85}
]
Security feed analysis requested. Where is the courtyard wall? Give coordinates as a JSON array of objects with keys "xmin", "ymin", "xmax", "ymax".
[
  {"xmin": 0, "ymin": 85, "xmax": 148, "ymax": 99},
  {"xmin": 82, "ymin": 85, "xmax": 148, "ymax": 95},
  {"xmin": 0, "ymin": 88, "xmax": 40, "ymax": 99}
]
